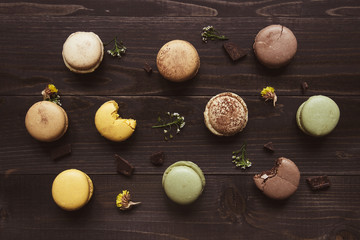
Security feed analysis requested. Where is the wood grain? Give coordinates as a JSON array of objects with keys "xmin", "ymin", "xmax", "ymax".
[{"xmin": 0, "ymin": 0, "xmax": 359, "ymax": 239}]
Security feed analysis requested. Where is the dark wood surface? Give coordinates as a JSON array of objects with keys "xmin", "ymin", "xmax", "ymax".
[{"xmin": 0, "ymin": 1, "xmax": 359, "ymax": 239}]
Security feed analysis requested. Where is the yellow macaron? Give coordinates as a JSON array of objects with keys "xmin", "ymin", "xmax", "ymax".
[
  {"xmin": 25, "ymin": 101, "xmax": 68, "ymax": 142},
  {"xmin": 95, "ymin": 100, "xmax": 136, "ymax": 142},
  {"xmin": 52, "ymin": 169, "xmax": 94, "ymax": 211}
]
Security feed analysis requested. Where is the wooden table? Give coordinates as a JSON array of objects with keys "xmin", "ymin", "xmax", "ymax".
[{"xmin": 0, "ymin": 1, "xmax": 359, "ymax": 239}]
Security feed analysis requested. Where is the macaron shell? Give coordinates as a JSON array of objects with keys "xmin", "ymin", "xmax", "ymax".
[
  {"xmin": 52, "ymin": 169, "xmax": 93, "ymax": 211},
  {"xmin": 25, "ymin": 101, "xmax": 68, "ymax": 142},
  {"xmin": 156, "ymin": 40, "xmax": 200, "ymax": 82},
  {"xmin": 162, "ymin": 161, "xmax": 205, "ymax": 205},
  {"xmin": 204, "ymin": 92, "xmax": 248, "ymax": 136},
  {"xmin": 62, "ymin": 32, "xmax": 104, "ymax": 73},
  {"xmin": 253, "ymin": 25, "xmax": 297, "ymax": 68},
  {"xmin": 299, "ymin": 95, "xmax": 340, "ymax": 136},
  {"xmin": 95, "ymin": 100, "xmax": 136, "ymax": 142}
]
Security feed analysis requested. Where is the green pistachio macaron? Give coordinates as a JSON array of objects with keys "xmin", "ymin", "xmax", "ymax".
[
  {"xmin": 162, "ymin": 161, "xmax": 205, "ymax": 205},
  {"xmin": 296, "ymin": 95, "xmax": 340, "ymax": 137}
]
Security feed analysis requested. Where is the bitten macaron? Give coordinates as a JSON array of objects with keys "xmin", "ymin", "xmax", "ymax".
[
  {"xmin": 253, "ymin": 25, "xmax": 297, "ymax": 68},
  {"xmin": 204, "ymin": 92, "xmax": 248, "ymax": 136},
  {"xmin": 296, "ymin": 95, "xmax": 340, "ymax": 137},
  {"xmin": 156, "ymin": 40, "xmax": 200, "ymax": 82},
  {"xmin": 254, "ymin": 157, "xmax": 300, "ymax": 200},
  {"xmin": 62, "ymin": 31, "xmax": 104, "ymax": 73},
  {"xmin": 25, "ymin": 101, "xmax": 68, "ymax": 142},
  {"xmin": 95, "ymin": 100, "xmax": 136, "ymax": 142},
  {"xmin": 52, "ymin": 169, "xmax": 94, "ymax": 211},
  {"xmin": 162, "ymin": 161, "xmax": 205, "ymax": 205}
]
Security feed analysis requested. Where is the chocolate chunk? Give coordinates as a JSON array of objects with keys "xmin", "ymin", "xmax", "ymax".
[
  {"xmin": 223, "ymin": 42, "xmax": 248, "ymax": 61},
  {"xmin": 253, "ymin": 157, "xmax": 300, "ymax": 200},
  {"xmin": 263, "ymin": 142, "xmax": 274, "ymax": 152},
  {"xmin": 0, "ymin": 208, "xmax": 8, "ymax": 219},
  {"xmin": 301, "ymin": 82, "xmax": 309, "ymax": 93},
  {"xmin": 150, "ymin": 151, "xmax": 165, "ymax": 166},
  {"xmin": 50, "ymin": 144, "xmax": 72, "ymax": 161},
  {"xmin": 143, "ymin": 63, "xmax": 152, "ymax": 74},
  {"xmin": 306, "ymin": 176, "xmax": 331, "ymax": 190},
  {"xmin": 114, "ymin": 154, "xmax": 135, "ymax": 176}
]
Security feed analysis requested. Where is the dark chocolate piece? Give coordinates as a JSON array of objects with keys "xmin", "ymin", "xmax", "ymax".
[
  {"xmin": 0, "ymin": 208, "xmax": 8, "ymax": 220},
  {"xmin": 306, "ymin": 176, "xmax": 331, "ymax": 190},
  {"xmin": 263, "ymin": 142, "xmax": 274, "ymax": 152},
  {"xmin": 114, "ymin": 154, "xmax": 135, "ymax": 176},
  {"xmin": 50, "ymin": 144, "xmax": 72, "ymax": 161},
  {"xmin": 223, "ymin": 42, "xmax": 248, "ymax": 61},
  {"xmin": 150, "ymin": 151, "xmax": 165, "ymax": 166},
  {"xmin": 301, "ymin": 82, "xmax": 309, "ymax": 93},
  {"xmin": 143, "ymin": 63, "xmax": 152, "ymax": 74}
]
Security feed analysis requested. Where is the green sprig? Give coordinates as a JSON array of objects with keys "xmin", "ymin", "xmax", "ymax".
[
  {"xmin": 201, "ymin": 26, "xmax": 228, "ymax": 43},
  {"xmin": 152, "ymin": 112, "xmax": 185, "ymax": 140},
  {"xmin": 105, "ymin": 36, "xmax": 127, "ymax": 58},
  {"xmin": 232, "ymin": 143, "xmax": 252, "ymax": 169}
]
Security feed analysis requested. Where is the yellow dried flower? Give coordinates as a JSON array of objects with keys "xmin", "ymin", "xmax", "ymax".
[
  {"xmin": 116, "ymin": 190, "xmax": 141, "ymax": 210},
  {"xmin": 261, "ymin": 86, "xmax": 277, "ymax": 107},
  {"xmin": 47, "ymin": 84, "xmax": 58, "ymax": 93}
]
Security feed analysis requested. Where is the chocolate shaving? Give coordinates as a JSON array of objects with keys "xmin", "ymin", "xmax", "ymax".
[
  {"xmin": 263, "ymin": 142, "xmax": 274, "ymax": 152},
  {"xmin": 306, "ymin": 176, "xmax": 331, "ymax": 190},
  {"xmin": 301, "ymin": 82, "xmax": 309, "ymax": 93},
  {"xmin": 143, "ymin": 63, "xmax": 152, "ymax": 74},
  {"xmin": 114, "ymin": 154, "xmax": 135, "ymax": 176},
  {"xmin": 50, "ymin": 144, "xmax": 72, "ymax": 161},
  {"xmin": 223, "ymin": 42, "xmax": 248, "ymax": 61},
  {"xmin": 150, "ymin": 151, "xmax": 165, "ymax": 166}
]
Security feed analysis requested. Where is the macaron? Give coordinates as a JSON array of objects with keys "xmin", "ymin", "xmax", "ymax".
[
  {"xmin": 156, "ymin": 40, "xmax": 200, "ymax": 82},
  {"xmin": 162, "ymin": 161, "xmax": 205, "ymax": 205},
  {"xmin": 25, "ymin": 101, "xmax": 68, "ymax": 142},
  {"xmin": 52, "ymin": 169, "xmax": 94, "ymax": 211},
  {"xmin": 95, "ymin": 100, "xmax": 136, "ymax": 142},
  {"xmin": 253, "ymin": 157, "xmax": 300, "ymax": 200},
  {"xmin": 296, "ymin": 95, "xmax": 340, "ymax": 137},
  {"xmin": 204, "ymin": 92, "xmax": 248, "ymax": 136},
  {"xmin": 253, "ymin": 25, "xmax": 297, "ymax": 68},
  {"xmin": 62, "ymin": 31, "xmax": 104, "ymax": 73}
]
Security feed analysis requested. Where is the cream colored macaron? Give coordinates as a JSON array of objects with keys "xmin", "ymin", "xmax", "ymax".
[
  {"xmin": 95, "ymin": 100, "xmax": 136, "ymax": 142},
  {"xmin": 52, "ymin": 169, "xmax": 94, "ymax": 211},
  {"xmin": 156, "ymin": 40, "xmax": 200, "ymax": 82},
  {"xmin": 25, "ymin": 101, "xmax": 68, "ymax": 142},
  {"xmin": 62, "ymin": 31, "xmax": 104, "ymax": 73},
  {"xmin": 204, "ymin": 92, "xmax": 248, "ymax": 136}
]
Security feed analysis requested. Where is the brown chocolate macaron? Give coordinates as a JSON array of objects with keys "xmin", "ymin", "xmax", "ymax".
[
  {"xmin": 204, "ymin": 92, "xmax": 248, "ymax": 136},
  {"xmin": 25, "ymin": 101, "xmax": 68, "ymax": 142},
  {"xmin": 254, "ymin": 157, "xmax": 300, "ymax": 200},
  {"xmin": 253, "ymin": 25, "xmax": 297, "ymax": 68},
  {"xmin": 156, "ymin": 40, "xmax": 200, "ymax": 82}
]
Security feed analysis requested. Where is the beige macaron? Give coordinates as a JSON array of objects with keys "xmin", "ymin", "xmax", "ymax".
[
  {"xmin": 25, "ymin": 101, "xmax": 68, "ymax": 142},
  {"xmin": 62, "ymin": 31, "xmax": 104, "ymax": 73},
  {"xmin": 253, "ymin": 25, "xmax": 297, "ymax": 68},
  {"xmin": 156, "ymin": 40, "xmax": 200, "ymax": 82},
  {"xmin": 204, "ymin": 92, "xmax": 248, "ymax": 136}
]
